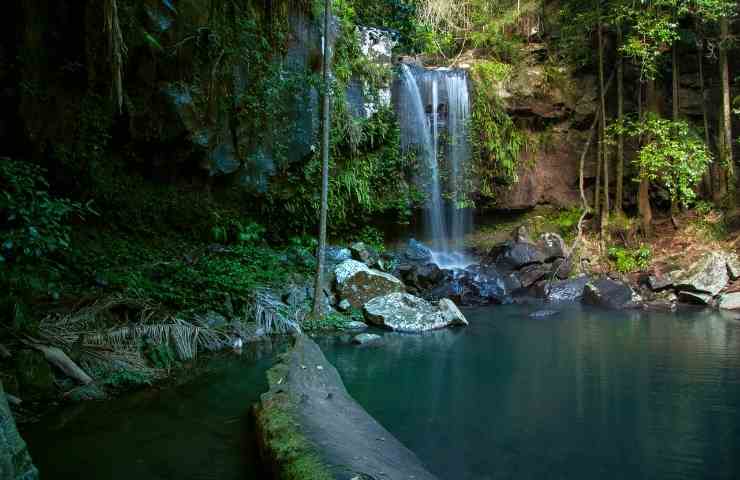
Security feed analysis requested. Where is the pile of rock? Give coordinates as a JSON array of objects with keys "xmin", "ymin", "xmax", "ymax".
[
  {"xmin": 640, "ymin": 251, "xmax": 740, "ymax": 310},
  {"xmin": 332, "ymin": 258, "xmax": 469, "ymax": 333}
]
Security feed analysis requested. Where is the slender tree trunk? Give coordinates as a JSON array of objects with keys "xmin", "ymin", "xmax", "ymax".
[
  {"xmin": 312, "ymin": 0, "xmax": 332, "ymax": 318},
  {"xmin": 696, "ymin": 25, "xmax": 712, "ymax": 198},
  {"xmin": 615, "ymin": 24, "xmax": 624, "ymax": 215},
  {"xmin": 671, "ymin": 34, "xmax": 680, "ymax": 224},
  {"xmin": 640, "ymin": 79, "xmax": 657, "ymax": 237},
  {"xmin": 597, "ymin": 11, "xmax": 609, "ymax": 223},
  {"xmin": 594, "ymin": 116, "xmax": 602, "ymax": 217},
  {"xmin": 719, "ymin": 16, "xmax": 734, "ymax": 197}
]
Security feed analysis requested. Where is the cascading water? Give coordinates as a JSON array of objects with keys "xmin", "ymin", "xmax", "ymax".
[
  {"xmin": 397, "ymin": 64, "xmax": 448, "ymax": 253},
  {"xmin": 396, "ymin": 64, "xmax": 474, "ymax": 268}
]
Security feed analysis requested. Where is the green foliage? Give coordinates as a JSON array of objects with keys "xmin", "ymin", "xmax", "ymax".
[
  {"xmin": 99, "ymin": 369, "xmax": 153, "ymax": 389},
  {"xmin": 470, "ymin": 61, "xmax": 523, "ymax": 196},
  {"xmin": 144, "ymin": 340, "xmax": 177, "ymax": 370},
  {"xmin": 608, "ymin": 113, "xmax": 712, "ymax": 207},
  {"xmin": 0, "ymin": 159, "xmax": 94, "ymax": 264},
  {"xmin": 608, "ymin": 244, "xmax": 652, "ymax": 273},
  {"xmin": 301, "ymin": 311, "xmax": 351, "ymax": 331},
  {"xmin": 356, "ymin": 226, "xmax": 386, "ymax": 252},
  {"xmin": 211, "ymin": 218, "xmax": 265, "ymax": 245}
]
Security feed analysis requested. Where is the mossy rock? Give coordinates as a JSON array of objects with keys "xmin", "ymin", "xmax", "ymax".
[{"xmin": 14, "ymin": 350, "xmax": 55, "ymax": 400}]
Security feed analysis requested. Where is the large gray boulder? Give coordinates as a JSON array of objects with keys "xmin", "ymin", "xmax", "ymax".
[
  {"xmin": 1, "ymin": 381, "xmax": 39, "ymax": 480},
  {"xmin": 334, "ymin": 260, "xmax": 404, "ymax": 308},
  {"xmin": 492, "ymin": 241, "xmax": 546, "ymax": 271},
  {"xmin": 718, "ymin": 292, "xmax": 740, "ymax": 310},
  {"xmin": 363, "ymin": 293, "xmax": 468, "ymax": 332},
  {"xmin": 675, "ymin": 252, "xmax": 729, "ymax": 296},
  {"xmin": 536, "ymin": 232, "xmax": 567, "ymax": 262},
  {"xmin": 544, "ymin": 276, "xmax": 590, "ymax": 302},
  {"xmin": 582, "ymin": 278, "xmax": 640, "ymax": 310}
]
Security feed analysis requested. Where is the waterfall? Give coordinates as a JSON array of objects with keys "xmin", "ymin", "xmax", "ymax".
[
  {"xmin": 444, "ymin": 71, "xmax": 472, "ymax": 253},
  {"xmin": 397, "ymin": 64, "xmax": 448, "ymax": 251},
  {"xmin": 396, "ymin": 64, "xmax": 473, "ymax": 268}
]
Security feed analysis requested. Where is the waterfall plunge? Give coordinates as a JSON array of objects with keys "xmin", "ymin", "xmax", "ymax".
[{"xmin": 396, "ymin": 64, "xmax": 473, "ymax": 269}]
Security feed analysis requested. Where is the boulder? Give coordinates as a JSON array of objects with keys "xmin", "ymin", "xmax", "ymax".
[
  {"xmin": 325, "ymin": 246, "xmax": 352, "ymax": 265},
  {"xmin": 438, "ymin": 298, "xmax": 469, "ymax": 326},
  {"xmin": 582, "ymin": 279, "xmax": 638, "ymax": 310},
  {"xmin": 398, "ymin": 262, "xmax": 444, "ymax": 293},
  {"xmin": 550, "ymin": 257, "xmax": 573, "ymax": 280},
  {"xmin": 334, "ymin": 260, "xmax": 404, "ymax": 309},
  {"xmin": 352, "ymin": 333, "xmax": 382, "ymax": 345},
  {"xmin": 678, "ymin": 291, "xmax": 714, "ymax": 305},
  {"xmin": 725, "ymin": 253, "xmax": 740, "ymax": 280},
  {"xmin": 345, "ymin": 321, "xmax": 368, "ymax": 331},
  {"xmin": 544, "ymin": 276, "xmax": 590, "ymax": 302},
  {"xmin": 1, "ymin": 380, "xmax": 39, "ymax": 480},
  {"xmin": 491, "ymin": 241, "xmax": 546, "ymax": 271},
  {"xmin": 675, "ymin": 252, "xmax": 729, "ymax": 296},
  {"xmin": 518, "ymin": 264, "xmax": 550, "ymax": 288},
  {"xmin": 403, "ymin": 239, "xmax": 433, "ymax": 263},
  {"xmin": 363, "ymin": 293, "xmax": 466, "ymax": 332},
  {"xmin": 337, "ymin": 299, "xmax": 352, "ymax": 312},
  {"xmin": 431, "ymin": 266, "xmax": 512, "ymax": 306},
  {"xmin": 718, "ymin": 292, "xmax": 740, "ymax": 310},
  {"xmin": 536, "ymin": 232, "xmax": 566, "ymax": 262},
  {"xmin": 350, "ymin": 242, "xmax": 378, "ymax": 266}
]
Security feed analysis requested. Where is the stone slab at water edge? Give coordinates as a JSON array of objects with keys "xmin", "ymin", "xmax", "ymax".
[
  {"xmin": 363, "ymin": 293, "xmax": 469, "ymax": 332},
  {"xmin": 255, "ymin": 336, "xmax": 438, "ymax": 480}
]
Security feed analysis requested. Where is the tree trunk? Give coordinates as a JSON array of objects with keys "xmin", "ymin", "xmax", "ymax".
[
  {"xmin": 594, "ymin": 116, "xmax": 602, "ymax": 217},
  {"xmin": 719, "ymin": 16, "xmax": 734, "ymax": 197},
  {"xmin": 312, "ymin": 0, "xmax": 332, "ymax": 318},
  {"xmin": 597, "ymin": 12, "xmax": 609, "ymax": 221},
  {"xmin": 615, "ymin": 24, "xmax": 624, "ymax": 214},
  {"xmin": 640, "ymin": 79, "xmax": 657, "ymax": 237},
  {"xmin": 671, "ymin": 33, "xmax": 680, "ymax": 225},
  {"xmin": 696, "ymin": 24, "xmax": 713, "ymax": 198}
]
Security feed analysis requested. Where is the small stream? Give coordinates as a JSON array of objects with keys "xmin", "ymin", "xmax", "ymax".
[{"xmin": 22, "ymin": 306, "xmax": 740, "ymax": 480}]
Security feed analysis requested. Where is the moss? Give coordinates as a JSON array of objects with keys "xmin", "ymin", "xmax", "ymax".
[{"xmin": 256, "ymin": 361, "xmax": 333, "ymax": 480}]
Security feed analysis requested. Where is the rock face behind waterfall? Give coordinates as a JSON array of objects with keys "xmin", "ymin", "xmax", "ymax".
[
  {"xmin": 363, "ymin": 292, "xmax": 468, "ymax": 332},
  {"xmin": 255, "ymin": 336, "xmax": 438, "ymax": 480},
  {"xmin": 1, "ymin": 381, "xmax": 39, "ymax": 480}
]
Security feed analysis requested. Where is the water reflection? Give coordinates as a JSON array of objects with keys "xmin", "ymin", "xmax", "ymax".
[{"xmin": 319, "ymin": 305, "xmax": 740, "ymax": 480}]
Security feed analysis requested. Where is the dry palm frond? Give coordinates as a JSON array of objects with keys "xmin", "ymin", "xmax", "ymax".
[
  {"xmin": 249, "ymin": 289, "xmax": 303, "ymax": 335},
  {"xmin": 38, "ymin": 294, "xmax": 230, "ymax": 377}
]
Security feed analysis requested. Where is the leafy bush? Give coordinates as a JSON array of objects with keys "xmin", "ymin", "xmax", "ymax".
[
  {"xmin": 0, "ymin": 159, "xmax": 94, "ymax": 264},
  {"xmin": 608, "ymin": 245, "xmax": 651, "ymax": 273}
]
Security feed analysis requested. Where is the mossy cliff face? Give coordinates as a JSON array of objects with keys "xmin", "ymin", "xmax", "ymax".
[
  {"xmin": 467, "ymin": 51, "xmax": 599, "ymax": 211},
  {"xmin": 0, "ymin": 381, "xmax": 39, "ymax": 480}
]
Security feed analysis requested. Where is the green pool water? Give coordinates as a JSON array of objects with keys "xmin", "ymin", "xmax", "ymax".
[
  {"xmin": 22, "ymin": 342, "xmax": 281, "ymax": 480},
  {"xmin": 319, "ymin": 304, "xmax": 740, "ymax": 480},
  {"xmin": 21, "ymin": 305, "xmax": 740, "ymax": 480}
]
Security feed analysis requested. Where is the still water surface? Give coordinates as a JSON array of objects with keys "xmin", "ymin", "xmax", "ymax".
[
  {"xmin": 23, "ymin": 305, "xmax": 740, "ymax": 480},
  {"xmin": 320, "ymin": 305, "xmax": 740, "ymax": 480},
  {"xmin": 23, "ymin": 343, "xmax": 280, "ymax": 480}
]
